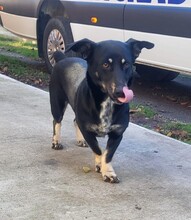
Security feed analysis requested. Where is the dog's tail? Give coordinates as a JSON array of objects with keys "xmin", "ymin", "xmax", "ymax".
[{"xmin": 53, "ymin": 51, "xmax": 66, "ymax": 63}]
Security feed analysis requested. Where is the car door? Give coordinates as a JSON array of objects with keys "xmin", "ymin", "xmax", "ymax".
[
  {"xmin": 124, "ymin": 0, "xmax": 191, "ymax": 74},
  {"xmin": 63, "ymin": 0, "xmax": 126, "ymax": 42},
  {"xmin": 0, "ymin": 0, "xmax": 43, "ymax": 39}
]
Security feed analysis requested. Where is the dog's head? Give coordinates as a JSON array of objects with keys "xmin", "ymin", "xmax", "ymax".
[{"xmin": 66, "ymin": 38, "xmax": 154, "ymax": 104}]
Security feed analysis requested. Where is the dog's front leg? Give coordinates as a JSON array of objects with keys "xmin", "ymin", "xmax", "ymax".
[
  {"xmin": 101, "ymin": 134, "xmax": 123, "ymax": 183},
  {"xmin": 52, "ymin": 120, "xmax": 63, "ymax": 150},
  {"xmin": 80, "ymin": 130, "xmax": 102, "ymax": 172}
]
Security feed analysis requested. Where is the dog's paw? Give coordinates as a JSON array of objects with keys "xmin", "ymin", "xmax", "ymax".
[
  {"xmin": 77, "ymin": 140, "xmax": 88, "ymax": 148},
  {"xmin": 101, "ymin": 161, "xmax": 120, "ymax": 183},
  {"xmin": 103, "ymin": 175, "xmax": 120, "ymax": 184},
  {"xmin": 52, "ymin": 143, "xmax": 63, "ymax": 150}
]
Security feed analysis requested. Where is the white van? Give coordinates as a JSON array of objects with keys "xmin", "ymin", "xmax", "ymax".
[{"xmin": 0, "ymin": 0, "xmax": 190, "ymax": 79}]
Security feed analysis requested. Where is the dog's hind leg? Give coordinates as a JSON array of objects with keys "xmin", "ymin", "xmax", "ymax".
[
  {"xmin": 52, "ymin": 120, "xmax": 63, "ymax": 150},
  {"xmin": 74, "ymin": 120, "xmax": 88, "ymax": 147},
  {"xmin": 50, "ymin": 89, "xmax": 68, "ymax": 150}
]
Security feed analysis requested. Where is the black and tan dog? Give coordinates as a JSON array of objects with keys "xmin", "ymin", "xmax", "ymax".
[{"xmin": 49, "ymin": 38, "xmax": 154, "ymax": 183}]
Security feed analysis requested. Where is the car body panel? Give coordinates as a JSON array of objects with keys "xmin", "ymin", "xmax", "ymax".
[
  {"xmin": 0, "ymin": 0, "xmax": 42, "ymax": 17},
  {"xmin": 0, "ymin": 0, "xmax": 191, "ymax": 74},
  {"xmin": 0, "ymin": 0, "xmax": 43, "ymax": 39}
]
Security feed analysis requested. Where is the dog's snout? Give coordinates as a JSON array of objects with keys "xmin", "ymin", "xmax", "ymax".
[{"xmin": 114, "ymin": 88, "xmax": 124, "ymax": 98}]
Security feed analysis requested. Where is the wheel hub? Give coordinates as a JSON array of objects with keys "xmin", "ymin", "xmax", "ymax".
[{"xmin": 47, "ymin": 29, "xmax": 65, "ymax": 67}]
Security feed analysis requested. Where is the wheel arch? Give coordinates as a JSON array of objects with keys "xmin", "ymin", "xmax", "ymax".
[{"xmin": 36, "ymin": 0, "xmax": 73, "ymax": 58}]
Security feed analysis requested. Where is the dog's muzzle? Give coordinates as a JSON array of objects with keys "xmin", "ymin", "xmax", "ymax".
[
  {"xmin": 117, "ymin": 86, "xmax": 134, "ymax": 103},
  {"xmin": 111, "ymin": 86, "xmax": 134, "ymax": 104}
]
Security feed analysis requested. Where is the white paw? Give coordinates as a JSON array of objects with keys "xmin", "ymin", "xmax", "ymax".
[
  {"xmin": 77, "ymin": 140, "xmax": 88, "ymax": 148},
  {"xmin": 101, "ymin": 164, "xmax": 120, "ymax": 183},
  {"xmin": 101, "ymin": 151, "xmax": 120, "ymax": 183}
]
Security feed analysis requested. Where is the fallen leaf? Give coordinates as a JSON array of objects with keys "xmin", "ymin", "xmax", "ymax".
[
  {"xmin": 167, "ymin": 132, "xmax": 172, "ymax": 137},
  {"xmin": 3, "ymin": 66, "xmax": 8, "ymax": 72},
  {"xmin": 166, "ymin": 95, "xmax": 177, "ymax": 102},
  {"xmin": 130, "ymin": 109, "xmax": 141, "ymax": 114},
  {"xmin": 155, "ymin": 128, "xmax": 161, "ymax": 133},
  {"xmin": 172, "ymin": 130, "xmax": 188, "ymax": 138},
  {"xmin": 35, "ymin": 80, "xmax": 40, "ymax": 84},
  {"xmin": 180, "ymin": 101, "xmax": 190, "ymax": 106}
]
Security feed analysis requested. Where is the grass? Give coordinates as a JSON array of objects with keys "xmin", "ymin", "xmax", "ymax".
[
  {"xmin": 0, "ymin": 35, "xmax": 48, "ymax": 87},
  {"xmin": 0, "ymin": 35, "xmax": 38, "ymax": 58},
  {"xmin": 0, "ymin": 55, "xmax": 41, "ymax": 75},
  {"xmin": 130, "ymin": 103, "xmax": 191, "ymax": 144},
  {"xmin": 130, "ymin": 104, "xmax": 156, "ymax": 118},
  {"xmin": 0, "ymin": 55, "xmax": 49, "ymax": 88},
  {"xmin": 167, "ymin": 123, "xmax": 191, "ymax": 134},
  {"xmin": 162, "ymin": 123, "xmax": 191, "ymax": 144}
]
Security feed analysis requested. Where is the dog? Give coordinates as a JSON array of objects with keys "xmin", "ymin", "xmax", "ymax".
[{"xmin": 49, "ymin": 38, "xmax": 154, "ymax": 183}]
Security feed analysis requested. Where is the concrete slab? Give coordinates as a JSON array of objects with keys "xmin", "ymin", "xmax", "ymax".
[{"xmin": 0, "ymin": 74, "xmax": 191, "ymax": 220}]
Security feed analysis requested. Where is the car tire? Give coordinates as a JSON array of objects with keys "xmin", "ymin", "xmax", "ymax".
[
  {"xmin": 43, "ymin": 17, "xmax": 73, "ymax": 74},
  {"xmin": 135, "ymin": 64, "xmax": 179, "ymax": 82}
]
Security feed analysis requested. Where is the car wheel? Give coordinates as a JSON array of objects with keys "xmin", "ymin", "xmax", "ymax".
[
  {"xmin": 135, "ymin": 64, "xmax": 179, "ymax": 82},
  {"xmin": 43, "ymin": 17, "xmax": 73, "ymax": 73}
]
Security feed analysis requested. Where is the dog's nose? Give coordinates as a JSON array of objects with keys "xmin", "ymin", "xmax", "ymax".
[{"xmin": 114, "ymin": 88, "xmax": 124, "ymax": 98}]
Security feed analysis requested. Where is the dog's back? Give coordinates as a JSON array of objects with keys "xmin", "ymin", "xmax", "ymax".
[{"xmin": 50, "ymin": 52, "xmax": 87, "ymax": 110}]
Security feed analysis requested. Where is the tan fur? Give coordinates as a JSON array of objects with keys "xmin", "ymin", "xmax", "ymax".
[
  {"xmin": 101, "ymin": 150, "xmax": 117, "ymax": 178},
  {"xmin": 53, "ymin": 122, "xmax": 61, "ymax": 145}
]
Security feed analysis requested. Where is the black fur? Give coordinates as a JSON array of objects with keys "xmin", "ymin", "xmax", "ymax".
[{"xmin": 49, "ymin": 38, "xmax": 154, "ymax": 183}]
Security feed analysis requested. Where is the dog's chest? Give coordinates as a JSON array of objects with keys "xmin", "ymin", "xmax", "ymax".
[
  {"xmin": 88, "ymin": 98, "xmax": 115, "ymax": 137},
  {"xmin": 100, "ymin": 97, "xmax": 113, "ymax": 131}
]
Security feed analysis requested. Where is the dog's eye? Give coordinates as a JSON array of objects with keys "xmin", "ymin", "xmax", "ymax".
[
  {"xmin": 102, "ymin": 63, "xmax": 110, "ymax": 69},
  {"xmin": 123, "ymin": 62, "xmax": 130, "ymax": 69}
]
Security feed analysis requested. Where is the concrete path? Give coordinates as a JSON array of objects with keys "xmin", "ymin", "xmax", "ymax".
[{"xmin": 0, "ymin": 74, "xmax": 191, "ymax": 220}]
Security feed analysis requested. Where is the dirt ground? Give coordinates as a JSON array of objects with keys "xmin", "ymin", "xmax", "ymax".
[{"xmin": 132, "ymin": 74, "xmax": 191, "ymax": 123}]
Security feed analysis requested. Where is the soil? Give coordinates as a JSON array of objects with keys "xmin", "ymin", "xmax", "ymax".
[{"xmin": 132, "ymin": 74, "xmax": 191, "ymax": 123}]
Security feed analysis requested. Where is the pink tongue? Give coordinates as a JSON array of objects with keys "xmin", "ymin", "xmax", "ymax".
[{"xmin": 117, "ymin": 87, "xmax": 134, "ymax": 103}]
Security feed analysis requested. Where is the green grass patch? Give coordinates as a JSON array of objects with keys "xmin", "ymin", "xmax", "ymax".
[
  {"xmin": 130, "ymin": 103, "xmax": 191, "ymax": 144},
  {"xmin": 0, "ymin": 55, "xmax": 38, "ymax": 75},
  {"xmin": 166, "ymin": 123, "xmax": 191, "ymax": 134},
  {"xmin": 162, "ymin": 122, "xmax": 191, "ymax": 144},
  {"xmin": 0, "ymin": 55, "xmax": 49, "ymax": 87},
  {"xmin": 130, "ymin": 104, "xmax": 156, "ymax": 118},
  {"xmin": 0, "ymin": 35, "xmax": 38, "ymax": 58}
]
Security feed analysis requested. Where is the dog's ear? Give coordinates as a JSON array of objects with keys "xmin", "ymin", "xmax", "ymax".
[
  {"xmin": 66, "ymin": 38, "xmax": 96, "ymax": 60},
  {"xmin": 126, "ymin": 38, "xmax": 154, "ymax": 61}
]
